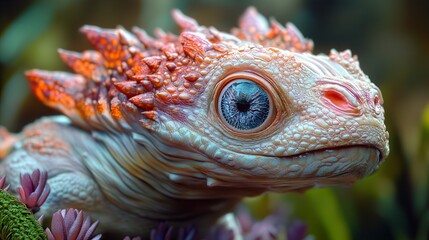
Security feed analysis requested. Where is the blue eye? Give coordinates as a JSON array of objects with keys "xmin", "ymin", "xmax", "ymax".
[{"xmin": 219, "ymin": 80, "xmax": 271, "ymax": 130}]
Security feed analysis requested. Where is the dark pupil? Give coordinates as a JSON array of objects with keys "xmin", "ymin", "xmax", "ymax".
[
  {"xmin": 236, "ymin": 99, "xmax": 250, "ymax": 112},
  {"xmin": 220, "ymin": 80, "xmax": 270, "ymax": 130}
]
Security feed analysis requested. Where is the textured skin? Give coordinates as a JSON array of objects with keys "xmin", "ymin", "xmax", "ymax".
[{"xmin": 0, "ymin": 7, "xmax": 389, "ymax": 237}]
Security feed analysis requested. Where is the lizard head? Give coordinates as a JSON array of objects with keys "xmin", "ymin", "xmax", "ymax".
[{"xmin": 25, "ymin": 7, "xmax": 389, "ymax": 196}]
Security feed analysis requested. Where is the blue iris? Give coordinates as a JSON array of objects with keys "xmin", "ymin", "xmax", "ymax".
[{"xmin": 220, "ymin": 80, "xmax": 270, "ymax": 130}]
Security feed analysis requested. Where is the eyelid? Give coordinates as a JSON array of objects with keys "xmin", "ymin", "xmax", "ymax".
[{"xmin": 317, "ymin": 79, "xmax": 362, "ymax": 116}]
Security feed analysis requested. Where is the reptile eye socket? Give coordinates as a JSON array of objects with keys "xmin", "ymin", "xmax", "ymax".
[{"xmin": 216, "ymin": 72, "xmax": 276, "ymax": 133}]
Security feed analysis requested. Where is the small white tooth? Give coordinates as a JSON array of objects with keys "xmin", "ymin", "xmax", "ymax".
[
  {"xmin": 206, "ymin": 177, "xmax": 218, "ymax": 187},
  {"xmin": 169, "ymin": 173, "xmax": 182, "ymax": 182}
]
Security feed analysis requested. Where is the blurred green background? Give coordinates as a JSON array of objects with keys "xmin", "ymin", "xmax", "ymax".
[{"xmin": 0, "ymin": 0, "xmax": 428, "ymax": 239}]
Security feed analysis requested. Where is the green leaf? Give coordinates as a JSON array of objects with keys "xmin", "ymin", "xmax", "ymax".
[
  {"xmin": 0, "ymin": 190, "xmax": 47, "ymax": 239},
  {"xmin": 305, "ymin": 188, "xmax": 351, "ymax": 240}
]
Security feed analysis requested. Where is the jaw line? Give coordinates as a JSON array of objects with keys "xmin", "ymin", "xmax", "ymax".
[
  {"xmin": 224, "ymin": 145, "xmax": 382, "ymax": 182},
  {"xmin": 285, "ymin": 144, "xmax": 382, "ymax": 163},
  {"xmin": 190, "ymin": 145, "xmax": 381, "ymax": 195},
  {"xmin": 278, "ymin": 145, "xmax": 381, "ymax": 180}
]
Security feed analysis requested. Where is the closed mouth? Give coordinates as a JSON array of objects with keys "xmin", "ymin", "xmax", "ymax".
[
  {"xmin": 281, "ymin": 145, "xmax": 383, "ymax": 179},
  {"xmin": 289, "ymin": 144, "xmax": 382, "ymax": 163}
]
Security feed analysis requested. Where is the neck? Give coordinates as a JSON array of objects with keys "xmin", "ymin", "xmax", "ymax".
[{"xmin": 83, "ymin": 129, "xmax": 241, "ymax": 224}]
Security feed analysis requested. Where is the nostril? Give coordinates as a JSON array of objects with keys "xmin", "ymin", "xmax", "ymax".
[
  {"xmin": 373, "ymin": 95, "xmax": 379, "ymax": 106},
  {"xmin": 370, "ymin": 90, "xmax": 383, "ymax": 115}
]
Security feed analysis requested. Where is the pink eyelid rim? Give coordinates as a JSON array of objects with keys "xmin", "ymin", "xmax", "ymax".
[{"xmin": 317, "ymin": 80, "xmax": 363, "ymax": 116}]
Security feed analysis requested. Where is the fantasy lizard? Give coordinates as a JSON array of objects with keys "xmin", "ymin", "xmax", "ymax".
[{"xmin": 0, "ymin": 7, "xmax": 389, "ymax": 238}]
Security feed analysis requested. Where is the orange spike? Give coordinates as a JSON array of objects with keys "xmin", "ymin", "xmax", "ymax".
[
  {"xmin": 141, "ymin": 110, "xmax": 157, "ymax": 120},
  {"xmin": 180, "ymin": 32, "xmax": 212, "ymax": 59},
  {"xmin": 142, "ymin": 56, "xmax": 162, "ymax": 72},
  {"xmin": 231, "ymin": 8, "xmax": 313, "ymax": 53},
  {"xmin": 140, "ymin": 80, "xmax": 154, "ymax": 91},
  {"xmin": 131, "ymin": 74, "xmax": 146, "ymax": 81},
  {"xmin": 80, "ymin": 25, "xmax": 124, "ymax": 67},
  {"xmin": 114, "ymin": 81, "xmax": 145, "ymax": 97},
  {"xmin": 160, "ymin": 43, "xmax": 178, "ymax": 61},
  {"xmin": 129, "ymin": 93, "xmax": 155, "ymax": 110},
  {"xmin": 25, "ymin": 70, "xmax": 85, "ymax": 110},
  {"xmin": 283, "ymin": 22, "xmax": 314, "ymax": 52},
  {"xmin": 131, "ymin": 61, "xmax": 151, "ymax": 80},
  {"xmin": 58, "ymin": 49, "xmax": 102, "ymax": 79},
  {"xmin": 239, "ymin": 6, "xmax": 269, "ymax": 35},
  {"xmin": 132, "ymin": 27, "xmax": 156, "ymax": 49},
  {"xmin": 117, "ymin": 27, "xmax": 140, "ymax": 47},
  {"xmin": 171, "ymin": 9, "xmax": 199, "ymax": 32},
  {"xmin": 58, "ymin": 49, "xmax": 82, "ymax": 65},
  {"xmin": 147, "ymin": 74, "xmax": 163, "ymax": 88},
  {"xmin": 266, "ymin": 19, "xmax": 283, "ymax": 38}
]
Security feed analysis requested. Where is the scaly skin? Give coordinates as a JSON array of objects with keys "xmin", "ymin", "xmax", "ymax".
[{"xmin": 0, "ymin": 7, "xmax": 389, "ymax": 238}]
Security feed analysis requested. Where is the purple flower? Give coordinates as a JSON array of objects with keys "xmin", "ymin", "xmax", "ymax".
[
  {"xmin": 17, "ymin": 169, "xmax": 50, "ymax": 213},
  {"xmin": 237, "ymin": 206, "xmax": 308, "ymax": 240},
  {"xmin": 287, "ymin": 220, "xmax": 308, "ymax": 240},
  {"xmin": 244, "ymin": 215, "xmax": 281, "ymax": 240},
  {"xmin": 123, "ymin": 236, "xmax": 142, "ymax": 240},
  {"xmin": 177, "ymin": 224, "xmax": 197, "ymax": 240},
  {"xmin": 150, "ymin": 222, "xmax": 173, "ymax": 240},
  {"xmin": 45, "ymin": 208, "xmax": 101, "ymax": 240},
  {"xmin": 150, "ymin": 222, "xmax": 198, "ymax": 240},
  {"xmin": 0, "ymin": 175, "xmax": 10, "ymax": 191},
  {"xmin": 205, "ymin": 225, "xmax": 234, "ymax": 240}
]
